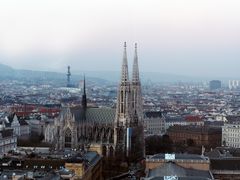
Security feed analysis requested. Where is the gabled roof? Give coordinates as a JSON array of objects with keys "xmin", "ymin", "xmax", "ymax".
[
  {"xmin": 5, "ymin": 114, "xmax": 29, "ymax": 127},
  {"xmin": 19, "ymin": 119, "xmax": 29, "ymax": 126},
  {"xmin": 62, "ymin": 106, "xmax": 116, "ymax": 124}
]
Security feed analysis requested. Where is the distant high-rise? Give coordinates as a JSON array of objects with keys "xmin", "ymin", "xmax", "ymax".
[
  {"xmin": 67, "ymin": 66, "xmax": 71, "ymax": 87},
  {"xmin": 210, "ymin": 80, "xmax": 221, "ymax": 90},
  {"xmin": 229, "ymin": 80, "xmax": 240, "ymax": 90}
]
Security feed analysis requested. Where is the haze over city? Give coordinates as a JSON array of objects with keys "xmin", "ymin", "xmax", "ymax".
[
  {"xmin": 0, "ymin": 0, "xmax": 240, "ymax": 78},
  {"xmin": 3, "ymin": 1, "xmax": 240, "ymax": 179}
]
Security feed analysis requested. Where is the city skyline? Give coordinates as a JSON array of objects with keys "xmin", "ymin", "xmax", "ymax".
[{"xmin": 0, "ymin": 0, "xmax": 240, "ymax": 77}]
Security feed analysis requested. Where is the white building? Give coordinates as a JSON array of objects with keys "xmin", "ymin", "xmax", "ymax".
[
  {"xmin": 0, "ymin": 127, "xmax": 17, "ymax": 156},
  {"xmin": 10, "ymin": 115, "xmax": 20, "ymax": 136},
  {"xmin": 144, "ymin": 111, "xmax": 165, "ymax": 136},
  {"xmin": 165, "ymin": 116, "xmax": 187, "ymax": 130},
  {"xmin": 229, "ymin": 80, "xmax": 240, "ymax": 90},
  {"xmin": 4, "ymin": 114, "xmax": 30, "ymax": 137},
  {"xmin": 184, "ymin": 115, "xmax": 204, "ymax": 126},
  {"xmin": 28, "ymin": 118, "xmax": 52, "ymax": 135},
  {"xmin": 222, "ymin": 122, "xmax": 240, "ymax": 148}
]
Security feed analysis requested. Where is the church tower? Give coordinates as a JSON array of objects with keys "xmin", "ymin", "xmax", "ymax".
[
  {"xmin": 114, "ymin": 42, "xmax": 145, "ymax": 160},
  {"xmin": 131, "ymin": 43, "xmax": 143, "ymax": 124},
  {"xmin": 114, "ymin": 42, "xmax": 133, "ymax": 158},
  {"xmin": 131, "ymin": 43, "xmax": 145, "ymax": 158},
  {"xmin": 114, "ymin": 42, "xmax": 132, "ymax": 127}
]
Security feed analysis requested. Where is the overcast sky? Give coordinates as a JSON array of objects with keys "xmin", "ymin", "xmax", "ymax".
[{"xmin": 0, "ymin": 0, "xmax": 240, "ymax": 77}]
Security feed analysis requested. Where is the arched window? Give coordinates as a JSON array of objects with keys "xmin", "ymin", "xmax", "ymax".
[
  {"xmin": 65, "ymin": 128, "xmax": 72, "ymax": 148},
  {"xmin": 102, "ymin": 145, "xmax": 107, "ymax": 156},
  {"xmin": 118, "ymin": 128, "xmax": 124, "ymax": 143},
  {"xmin": 109, "ymin": 146, "xmax": 114, "ymax": 157}
]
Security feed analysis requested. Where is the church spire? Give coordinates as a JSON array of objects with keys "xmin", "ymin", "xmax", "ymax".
[
  {"xmin": 131, "ymin": 43, "xmax": 143, "ymax": 124},
  {"xmin": 132, "ymin": 43, "xmax": 140, "ymax": 83},
  {"xmin": 83, "ymin": 75, "xmax": 86, "ymax": 96},
  {"xmin": 82, "ymin": 75, "xmax": 87, "ymax": 111},
  {"xmin": 121, "ymin": 42, "xmax": 129, "ymax": 83}
]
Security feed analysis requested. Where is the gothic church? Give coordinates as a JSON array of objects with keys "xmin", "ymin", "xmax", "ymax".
[{"xmin": 45, "ymin": 42, "xmax": 144, "ymax": 159}]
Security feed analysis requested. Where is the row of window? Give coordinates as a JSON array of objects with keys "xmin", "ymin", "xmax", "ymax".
[
  {"xmin": 0, "ymin": 144, "xmax": 17, "ymax": 153},
  {"xmin": 224, "ymin": 138, "xmax": 240, "ymax": 143},
  {"xmin": 0, "ymin": 138, "xmax": 17, "ymax": 146},
  {"xmin": 223, "ymin": 128, "xmax": 240, "ymax": 132},
  {"xmin": 226, "ymin": 143, "xmax": 240, "ymax": 148},
  {"xmin": 223, "ymin": 133, "xmax": 240, "ymax": 137}
]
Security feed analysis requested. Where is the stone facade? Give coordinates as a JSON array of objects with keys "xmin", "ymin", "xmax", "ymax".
[{"xmin": 144, "ymin": 111, "xmax": 165, "ymax": 136}]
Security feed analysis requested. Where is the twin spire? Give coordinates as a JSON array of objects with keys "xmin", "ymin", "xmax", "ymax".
[
  {"xmin": 121, "ymin": 42, "xmax": 140, "ymax": 83},
  {"xmin": 132, "ymin": 43, "xmax": 140, "ymax": 83}
]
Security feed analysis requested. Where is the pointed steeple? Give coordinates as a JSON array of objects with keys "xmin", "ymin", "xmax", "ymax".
[
  {"xmin": 115, "ymin": 42, "xmax": 132, "ymax": 127},
  {"xmin": 132, "ymin": 43, "xmax": 140, "ymax": 83},
  {"xmin": 131, "ymin": 43, "xmax": 143, "ymax": 124},
  {"xmin": 83, "ymin": 75, "xmax": 86, "ymax": 96},
  {"xmin": 121, "ymin": 42, "xmax": 129, "ymax": 83},
  {"xmin": 82, "ymin": 75, "xmax": 87, "ymax": 111}
]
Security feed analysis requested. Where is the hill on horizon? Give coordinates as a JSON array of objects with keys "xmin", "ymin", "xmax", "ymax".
[
  {"xmin": 0, "ymin": 63, "xmax": 235, "ymax": 84},
  {"xmin": 0, "ymin": 63, "xmax": 110, "ymax": 86}
]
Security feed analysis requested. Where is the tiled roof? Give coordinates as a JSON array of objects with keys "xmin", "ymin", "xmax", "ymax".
[
  {"xmin": 148, "ymin": 162, "xmax": 212, "ymax": 179},
  {"xmin": 62, "ymin": 106, "xmax": 116, "ymax": 124},
  {"xmin": 184, "ymin": 115, "xmax": 203, "ymax": 122},
  {"xmin": 150, "ymin": 153, "xmax": 208, "ymax": 160},
  {"xmin": 86, "ymin": 108, "xmax": 115, "ymax": 123},
  {"xmin": 165, "ymin": 116, "xmax": 184, "ymax": 123},
  {"xmin": 144, "ymin": 111, "xmax": 162, "ymax": 118}
]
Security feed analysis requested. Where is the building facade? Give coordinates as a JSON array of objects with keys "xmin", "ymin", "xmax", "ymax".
[
  {"xmin": 222, "ymin": 122, "xmax": 240, "ymax": 148},
  {"xmin": 2, "ymin": 114, "xmax": 30, "ymax": 137},
  {"xmin": 144, "ymin": 111, "xmax": 165, "ymax": 136},
  {"xmin": 45, "ymin": 43, "xmax": 144, "ymax": 159},
  {"xmin": 0, "ymin": 129, "xmax": 17, "ymax": 156},
  {"xmin": 165, "ymin": 115, "xmax": 187, "ymax": 130},
  {"xmin": 209, "ymin": 80, "xmax": 221, "ymax": 90},
  {"xmin": 167, "ymin": 125, "xmax": 222, "ymax": 148}
]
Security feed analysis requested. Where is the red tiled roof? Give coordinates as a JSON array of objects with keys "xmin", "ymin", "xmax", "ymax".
[{"xmin": 184, "ymin": 115, "xmax": 203, "ymax": 122}]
